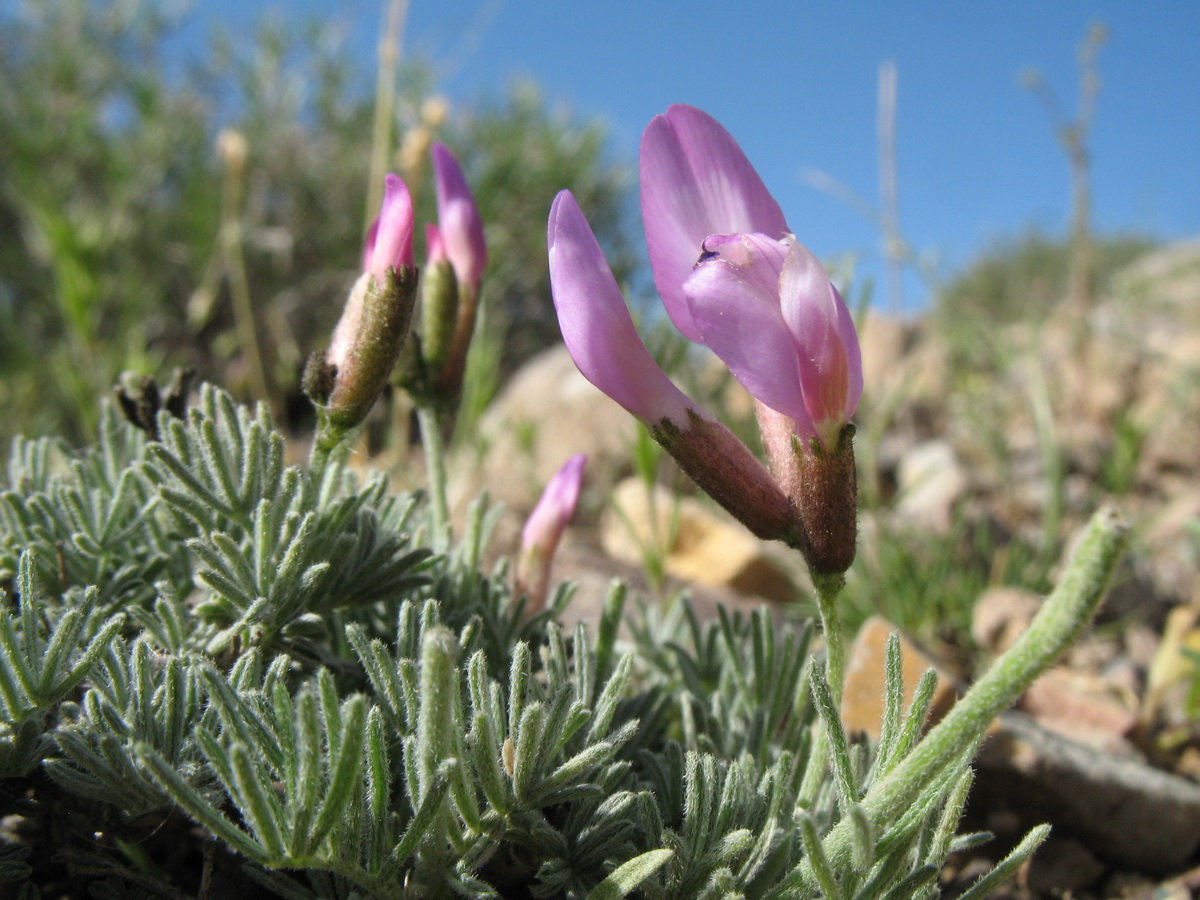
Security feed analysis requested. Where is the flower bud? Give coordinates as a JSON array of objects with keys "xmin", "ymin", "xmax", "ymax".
[
  {"xmin": 304, "ymin": 175, "xmax": 418, "ymax": 435},
  {"xmin": 430, "ymin": 143, "xmax": 486, "ymax": 396},
  {"xmin": 362, "ymin": 174, "xmax": 415, "ymax": 285},
  {"xmin": 419, "ymin": 224, "xmax": 459, "ymax": 383},
  {"xmin": 791, "ymin": 424, "xmax": 858, "ymax": 576},
  {"xmin": 516, "ymin": 454, "xmax": 587, "ymax": 614}
]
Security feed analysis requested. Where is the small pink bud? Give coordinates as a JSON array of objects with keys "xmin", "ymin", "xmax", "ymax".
[
  {"xmin": 432, "ymin": 143, "xmax": 486, "ymax": 298},
  {"xmin": 425, "ymin": 223, "xmax": 447, "ymax": 267},
  {"xmin": 304, "ymin": 174, "xmax": 418, "ymax": 434},
  {"xmin": 429, "ymin": 144, "xmax": 487, "ymax": 398},
  {"xmin": 362, "ymin": 174, "xmax": 415, "ymax": 283},
  {"xmin": 516, "ymin": 454, "xmax": 587, "ymax": 614}
]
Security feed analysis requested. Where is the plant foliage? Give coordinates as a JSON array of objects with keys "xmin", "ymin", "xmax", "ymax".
[{"xmin": 0, "ymin": 386, "xmax": 1052, "ymax": 897}]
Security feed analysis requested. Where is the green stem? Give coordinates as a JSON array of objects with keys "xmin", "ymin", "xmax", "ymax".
[
  {"xmin": 814, "ymin": 572, "xmax": 847, "ymax": 706},
  {"xmin": 807, "ymin": 507, "xmax": 1127, "ymax": 880},
  {"xmin": 220, "ymin": 164, "xmax": 275, "ymax": 422},
  {"xmin": 364, "ymin": 0, "xmax": 409, "ymax": 230},
  {"xmin": 798, "ymin": 571, "xmax": 847, "ymax": 807},
  {"xmin": 417, "ymin": 403, "xmax": 450, "ymax": 549},
  {"xmin": 308, "ymin": 409, "xmax": 347, "ymax": 486}
]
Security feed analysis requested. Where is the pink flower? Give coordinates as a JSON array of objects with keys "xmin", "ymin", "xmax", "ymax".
[
  {"xmin": 641, "ymin": 104, "xmax": 861, "ymax": 451},
  {"xmin": 426, "ymin": 143, "xmax": 487, "ymax": 397},
  {"xmin": 361, "ymin": 173, "xmax": 415, "ymax": 284},
  {"xmin": 684, "ymin": 233, "xmax": 862, "ymax": 450},
  {"xmin": 547, "ymin": 190, "xmax": 799, "ymax": 545},
  {"xmin": 516, "ymin": 454, "xmax": 587, "ymax": 613},
  {"xmin": 424, "ymin": 223, "xmax": 447, "ymax": 267},
  {"xmin": 432, "ymin": 142, "xmax": 487, "ymax": 301},
  {"xmin": 640, "ymin": 104, "xmax": 787, "ymax": 343},
  {"xmin": 548, "ymin": 190, "xmax": 697, "ymax": 427},
  {"xmin": 331, "ymin": 174, "xmax": 415, "ymax": 375},
  {"xmin": 547, "ymin": 106, "xmax": 863, "ymax": 573},
  {"xmin": 312, "ymin": 174, "xmax": 417, "ymax": 434}
]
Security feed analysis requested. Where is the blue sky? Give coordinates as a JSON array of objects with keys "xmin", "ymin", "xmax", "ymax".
[{"xmin": 187, "ymin": 1, "xmax": 1198, "ymax": 309}]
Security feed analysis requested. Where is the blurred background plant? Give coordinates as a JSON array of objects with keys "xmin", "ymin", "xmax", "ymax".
[
  {"xmin": 0, "ymin": 0, "xmax": 635, "ymax": 447},
  {"xmin": 2, "ymin": 0, "xmax": 1193, "ymax": 681}
]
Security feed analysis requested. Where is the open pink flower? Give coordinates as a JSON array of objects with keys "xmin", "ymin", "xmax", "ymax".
[
  {"xmin": 547, "ymin": 105, "xmax": 862, "ymax": 572},
  {"xmin": 547, "ymin": 190, "xmax": 799, "ymax": 545},
  {"xmin": 684, "ymin": 233, "xmax": 862, "ymax": 449},
  {"xmin": 641, "ymin": 104, "xmax": 861, "ymax": 450},
  {"xmin": 640, "ymin": 104, "xmax": 788, "ymax": 342}
]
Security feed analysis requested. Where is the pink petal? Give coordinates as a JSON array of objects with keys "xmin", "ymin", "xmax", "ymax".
[
  {"xmin": 521, "ymin": 453, "xmax": 587, "ymax": 556},
  {"xmin": 548, "ymin": 191, "xmax": 698, "ymax": 426},
  {"xmin": 365, "ymin": 174, "xmax": 414, "ymax": 280},
  {"xmin": 432, "ymin": 143, "xmax": 487, "ymax": 295},
  {"xmin": 778, "ymin": 238, "xmax": 863, "ymax": 440},
  {"xmin": 425, "ymin": 223, "xmax": 447, "ymax": 266},
  {"xmin": 684, "ymin": 234, "xmax": 815, "ymax": 436},
  {"xmin": 517, "ymin": 453, "xmax": 587, "ymax": 613},
  {"xmin": 640, "ymin": 104, "xmax": 788, "ymax": 342}
]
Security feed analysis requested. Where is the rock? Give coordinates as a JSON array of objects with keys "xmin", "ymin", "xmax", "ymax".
[
  {"xmin": 601, "ymin": 478, "xmax": 796, "ymax": 603},
  {"xmin": 893, "ymin": 439, "xmax": 969, "ymax": 534},
  {"xmin": 550, "ymin": 539, "xmax": 781, "ymax": 636},
  {"xmin": 973, "ymin": 712, "xmax": 1200, "ymax": 873},
  {"xmin": 468, "ymin": 346, "xmax": 638, "ymax": 517},
  {"xmin": 1023, "ymin": 835, "xmax": 1106, "ymax": 896},
  {"xmin": 839, "ymin": 616, "xmax": 957, "ymax": 739},
  {"xmin": 1017, "ymin": 667, "xmax": 1139, "ymax": 755},
  {"xmin": 971, "ymin": 587, "xmax": 1043, "ymax": 656}
]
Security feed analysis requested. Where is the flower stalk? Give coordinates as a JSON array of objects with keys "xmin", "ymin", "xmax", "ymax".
[{"xmin": 807, "ymin": 507, "xmax": 1128, "ymax": 882}]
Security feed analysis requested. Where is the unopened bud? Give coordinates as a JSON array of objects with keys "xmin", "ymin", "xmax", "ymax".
[
  {"xmin": 216, "ymin": 128, "xmax": 248, "ymax": 173},
  {"xmin": 305, "ymin": 266, "xmax": 418, "ymax": 432},
  {"xmin": 430, "ymin": 143, "xmax": 486, "ymax": 398},
  {"xmin": 791, "ymin": 424, "xmax": 858, "ymax": 576},
  {"xmin": 515, "ymin": 454, "xmax": 587, "ymax": 615},
  {"xmin": 420, "ymin": 226, "xmax": 459, "ymax": 382}
]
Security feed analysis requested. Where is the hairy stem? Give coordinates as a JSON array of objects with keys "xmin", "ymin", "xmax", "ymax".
[
  {"xmin": 417, "ymin": 403, "xmax": 451, "ymax": 550},
  {"xmin": 811, "ymin": 507, "xmax": 1127, "ymax": 879}
]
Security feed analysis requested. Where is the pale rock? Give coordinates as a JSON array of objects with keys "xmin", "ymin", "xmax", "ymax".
[
  {"xmin": 974, "ymin": 712, "xmax": 1200, "ymax": 873},
  {"xmin": 467, "ymin": 346, "xmax": 638, "ymax": 516},
  {"xmin": 971, "ymin": 586, "xmax": 1042, "ymax": 656},
  {"xmin": 893, "ymin": 439, "xmax": 968, "ymax": 534},
  {"xmin": 601, "ymin": 478, "xmax": 796, "ymax": 603},
  {"xmin": 839, "ymin": 616, "xmax": 956, "ymax": 739},
  {"xmin": 1018, "ymin": 667, "xmax": 1139, "ymax": 755}
]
